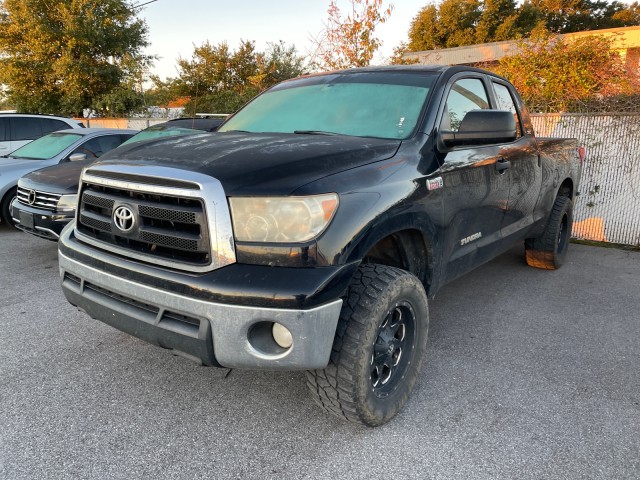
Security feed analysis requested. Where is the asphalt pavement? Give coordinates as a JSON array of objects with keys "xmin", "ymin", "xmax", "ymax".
[{"xmin": 1, "ymin": 223, "xmax": 638, "ymax": 480}]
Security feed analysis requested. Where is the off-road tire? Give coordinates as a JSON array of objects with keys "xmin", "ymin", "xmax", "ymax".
[
  {"xmin": 1, "ymin": 187, "xmax": 17, "ymax": 227},
  {"xmin": 525, "ymin": 195, "xmax": 573, "ymax": 270},
  {"xmin": 306, "ymin": 264, "xmax": 429, "ymax": 427}
]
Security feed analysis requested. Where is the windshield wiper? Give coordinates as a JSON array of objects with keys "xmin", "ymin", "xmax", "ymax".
[{"xmin": 293, "ymin": 130, "xmax": 340, "ymax": 136}]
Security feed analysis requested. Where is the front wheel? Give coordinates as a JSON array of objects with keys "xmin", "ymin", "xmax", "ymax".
[
  {"xmin": 1, "ymin": 187, "xmax": 18, "ymax": 227},
  {"xmin": 525, "ymin": 195, "xmax": 573, "ymax": 270},
  {"xmin": 306, "ymin": 264, "xmax": 429, "ymax": 426}
]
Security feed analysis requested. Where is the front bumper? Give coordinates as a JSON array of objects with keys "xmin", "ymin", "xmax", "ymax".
[
  {"xmin": 59, "ymin": 250, "xmax": 344, "ymax": 370},
  {"xmin": 11, "ymin": 199, "xmax": 73, "ymax": 241}
]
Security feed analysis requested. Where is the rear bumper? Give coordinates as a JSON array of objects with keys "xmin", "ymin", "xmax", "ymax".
[
  {"xmin": 11, "ymin": 199, "xmax": 72, "ymax": 240},
  {"xmin": 59, "ymin": 251, "xmax": 343, "ymax": 370}
]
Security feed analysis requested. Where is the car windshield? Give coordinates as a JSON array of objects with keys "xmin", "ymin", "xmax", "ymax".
[
  {"xmin": 219, "ymin": 72, "xmax": 436, "ymax": 140},
  {"xmin": 10, "ymin": 132, "xmax": 82, "ymax": 160},
  {"xmin": 119, "ymin": 126, "xmax": 202, "ymax": 147}
]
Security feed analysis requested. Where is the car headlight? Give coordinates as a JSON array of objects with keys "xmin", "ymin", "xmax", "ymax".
[
  {"xmin": 229, "ymin": 194, "xmax": 338, "ymax": 243},
  {"xmin": 56, "ymin": 194, "xmax": 78, "ymax": 213}
]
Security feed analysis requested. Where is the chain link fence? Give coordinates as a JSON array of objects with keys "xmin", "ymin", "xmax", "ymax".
[{"xmin": 532, "ymin": 113, "xmax": 640, "ymax": 247}]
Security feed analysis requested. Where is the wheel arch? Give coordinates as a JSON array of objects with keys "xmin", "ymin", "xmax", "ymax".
[
  {"xmin": 557, "ymin": 178, "xmax": 574, "ymax": 201},
  {"xmin": 1, "ymin": 183, "xmax": 18, "ymax": 223},
  {"xmin": 345, "ymin": 212, "xmax": 437, "ymax": 294}
]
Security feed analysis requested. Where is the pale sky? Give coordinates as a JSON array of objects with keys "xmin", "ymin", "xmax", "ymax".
[{"xmin": 135, "ymin": 0, "xmax": 429, "ymax": 80}]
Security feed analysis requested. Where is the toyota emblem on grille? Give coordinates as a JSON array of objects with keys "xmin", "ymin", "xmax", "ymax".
[
  {"xmin": 27, "ymin": 190, "xmax": 37, "ymax": 205},
  {"xmin": 113, "ymin": 205, "xmax": 135, "ymax": 232}
]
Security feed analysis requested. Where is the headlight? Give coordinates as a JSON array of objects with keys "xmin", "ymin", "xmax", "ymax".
[
  {"xmin": 229, "ymin": 194, "xmax": 338, "ymax": 243},
  {"xmin": 56, "ymin": 194, "xmax": 78, "ymax": 213}
]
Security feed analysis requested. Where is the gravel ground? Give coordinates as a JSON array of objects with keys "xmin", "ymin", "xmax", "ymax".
[{"xmin": 1, "ymin": 223, "xmax": 638, "ymax": 480}]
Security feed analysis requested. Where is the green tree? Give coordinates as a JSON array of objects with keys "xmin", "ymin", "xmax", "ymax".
[
  {"xmin": 310, "ymin": 0, "xmax": 394, "ymax": 70},
  {"xmin": 406, "ymin": 4, "xmax": 440, "ymax": 51},
  {"xmin": 407, "ymin": 0, "xmax": 515, "ymax": 50},
  {"xmin": 492, "ymin": 33, "xmax": 639, "ymax": 111},
  {"xmin": 476, "ymin": 0, "xmax": 519, "ymax": 43},
  {"xmin": 521, "ymin": 0, "xmax": 640, "ymax": 33},
  {"xmin": 437, "ymin": 0, "xmax": 482, "ymax": 48},
  {"xmin": 160, "ymin": 40, "xmax": 305, "ymax": 115},
  {"xmin": 612, "ymin": 1, "xmax": 640, "ymax": 24},
  {"xmin": 0, "ymin": 0, "xmax": 150, "ymax": 116},
  {"xmin": 404, "ymin": 0, "xmax": 640, "ymax": 53}
]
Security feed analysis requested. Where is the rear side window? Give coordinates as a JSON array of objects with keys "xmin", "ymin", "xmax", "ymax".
[
  {"xmin": 441, "ymin": 78, "xmax": 490, "ymax": 131},
  {"xmin": 41, "ymin": 118, "xmax": 71, "ymax": 135},
  {"xmin": 72, "ymin": 135, "xmax": 127, "ymax": 158},
  {"xmin": 492, "ymin": 82, "xmax": 522, "ymax": 138},
  {"xmin": 12, "ymin": 117, "xmax": 42, "ymax": 141},
  {"xmin": 0, "ymin": 118, "xmax": 8, "ymax": 142}
]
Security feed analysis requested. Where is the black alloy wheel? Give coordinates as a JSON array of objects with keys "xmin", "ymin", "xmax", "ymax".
[{"xmin": 370, "ymin": 301, "xmax": 416, "ymax": 397}]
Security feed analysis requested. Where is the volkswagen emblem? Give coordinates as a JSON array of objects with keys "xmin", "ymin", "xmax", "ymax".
[
  {"xmin": 113, "ymin": 205, "xmax": 135, "ymax": 232},
  {"xmin": 27, "ymin": 190, "xmax": 37, "ymax": 205}
]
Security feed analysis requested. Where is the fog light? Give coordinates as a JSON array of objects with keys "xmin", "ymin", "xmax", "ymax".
[{"xmin": 272, "ymin": 323, "xmax": 293, "ymax": 349}]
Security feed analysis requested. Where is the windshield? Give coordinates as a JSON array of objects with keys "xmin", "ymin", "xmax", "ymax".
[
  {"xmin": 219, "ymin": 72, "xmax": 436, "ymax": 140},
  {"xmin": 119, "ymin": 126, "xmax": 202, "ymax": 147},
  {"xmin": 9, "ymin": 132, "xmax": 82, "ymax": 160}
]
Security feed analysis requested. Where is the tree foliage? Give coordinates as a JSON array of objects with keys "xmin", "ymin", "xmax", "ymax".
[
  {"xmin": 148, "ymin": 40, "xmax": 306, "ymax": 115},
  {"xmin": 406, "ymin": 0, "xmax": 640, "ymax": 51},
  {"xmin": 491, "ymin": 33, "xmax": 640, "ymax": 111},
  {"xmin": 310, "ymin": 0, "xmax": 394, "ymax": 70},
  {"xmin": 0, "ymin": 0, "xmax": 150, "ymax": 116}
]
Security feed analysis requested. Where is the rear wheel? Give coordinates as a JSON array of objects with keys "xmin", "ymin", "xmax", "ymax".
[
  {"xmin": 306, "ymin": 264, "xmax": 429, "ymax": 426},
  {"xmin": 1, "ymin": 187, "xmax": 17, "ymax": 227},
  {"xmin": 525, "ymin": 195, "xmax": 573, "ymax": 270}
]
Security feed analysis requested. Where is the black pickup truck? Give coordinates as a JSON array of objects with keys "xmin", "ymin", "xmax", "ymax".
[{"xmin": 58, "ymin": 66, "xmax": 582, "ymax": 426}]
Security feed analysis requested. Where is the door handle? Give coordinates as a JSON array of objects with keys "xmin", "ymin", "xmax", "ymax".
[{"xmin": 496, "ymin": 158, "xmax": 510, "ymax": 173}]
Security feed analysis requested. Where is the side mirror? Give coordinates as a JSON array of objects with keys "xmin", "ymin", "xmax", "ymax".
[
  {"xmin": 440, "ymin": 110, "xmax": 517, "ymax": 148},
  {"xmin": 68, "ymin": 153, "xmax": 87, "ymax": 162}
]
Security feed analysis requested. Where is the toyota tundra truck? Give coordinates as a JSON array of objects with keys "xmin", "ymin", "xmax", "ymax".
[{"xmin": 58, "ymin": 66, "xmax": 582, "ymax": 426}]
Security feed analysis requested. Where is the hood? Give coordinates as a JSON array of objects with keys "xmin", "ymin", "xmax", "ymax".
[
  {"xmin": 0, "ymin": 157, "xmax": 53, "ymax": 190},
  {"xmin": 93, "ymin": 132, "xmax": 401, "ymax": 195},
  {"xmin": 0, "ymin": 157, "xmax": 22, "ymax": 168},
  {"xmin": 0, "ymin": 156, "xmax": 51, "ymax": 170},
  {"xmin": 18, "ymin": 159, "xmax": 93, "ymax": 194}
]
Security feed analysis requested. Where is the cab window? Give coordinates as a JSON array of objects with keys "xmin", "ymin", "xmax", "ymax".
[
  {"xmin": 441, "ymin": 78, "xmax": 490, "ymax": 132},
  {"xmin": 492, "ymin": 82, "xmax": 522, "ymax": 138}
]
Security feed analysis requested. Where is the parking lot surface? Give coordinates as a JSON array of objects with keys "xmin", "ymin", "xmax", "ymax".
[{"xmin": 1, "ymin": 223, "xmax": 639, "ymax": 480}]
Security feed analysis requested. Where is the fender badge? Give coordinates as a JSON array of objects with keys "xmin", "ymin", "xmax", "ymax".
[
  {"xmin": 461, "ymin": 232, "xmax": 482, "ymax": 246},
  {"xmin": 427, "ymin": 177, "xmax": 444, "ymax": 191}
]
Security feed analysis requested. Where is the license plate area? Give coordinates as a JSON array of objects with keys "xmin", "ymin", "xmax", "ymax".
[{"xmin": 20, "ymin": 211, "xmax": 34, "ymax": 229}]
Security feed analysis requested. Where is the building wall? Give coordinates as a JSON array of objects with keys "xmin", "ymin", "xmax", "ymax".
[{"xmin": 405, "ymin": 26, "xmax": 640, "ymax": 67}]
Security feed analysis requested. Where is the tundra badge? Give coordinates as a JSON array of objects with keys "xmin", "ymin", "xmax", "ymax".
[{"xmin": 461, "ymin": 232, "xmax": 482, "ymax": 246}]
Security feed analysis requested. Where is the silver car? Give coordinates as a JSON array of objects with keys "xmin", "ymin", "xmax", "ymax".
[{"xmin": 0, "ymin": 128, "xmax": 137, "ymax": 225}]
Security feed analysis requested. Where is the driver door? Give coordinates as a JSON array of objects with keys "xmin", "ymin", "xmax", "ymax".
[{"xmin": 436, "ymin": 75, "xmax": 511, "ymax": 282}]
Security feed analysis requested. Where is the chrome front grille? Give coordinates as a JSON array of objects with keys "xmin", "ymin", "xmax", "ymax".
[
  {"xmin": 73, "ymin": 166, "xmax": 237, "ymax": 273},
  {"xmin": 77, "ymin": 185, "xmax": 210, "ymax": 264},
  {"xmin": 17, "ymin": 187, "xmax": 62, "ymax": 211}
]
